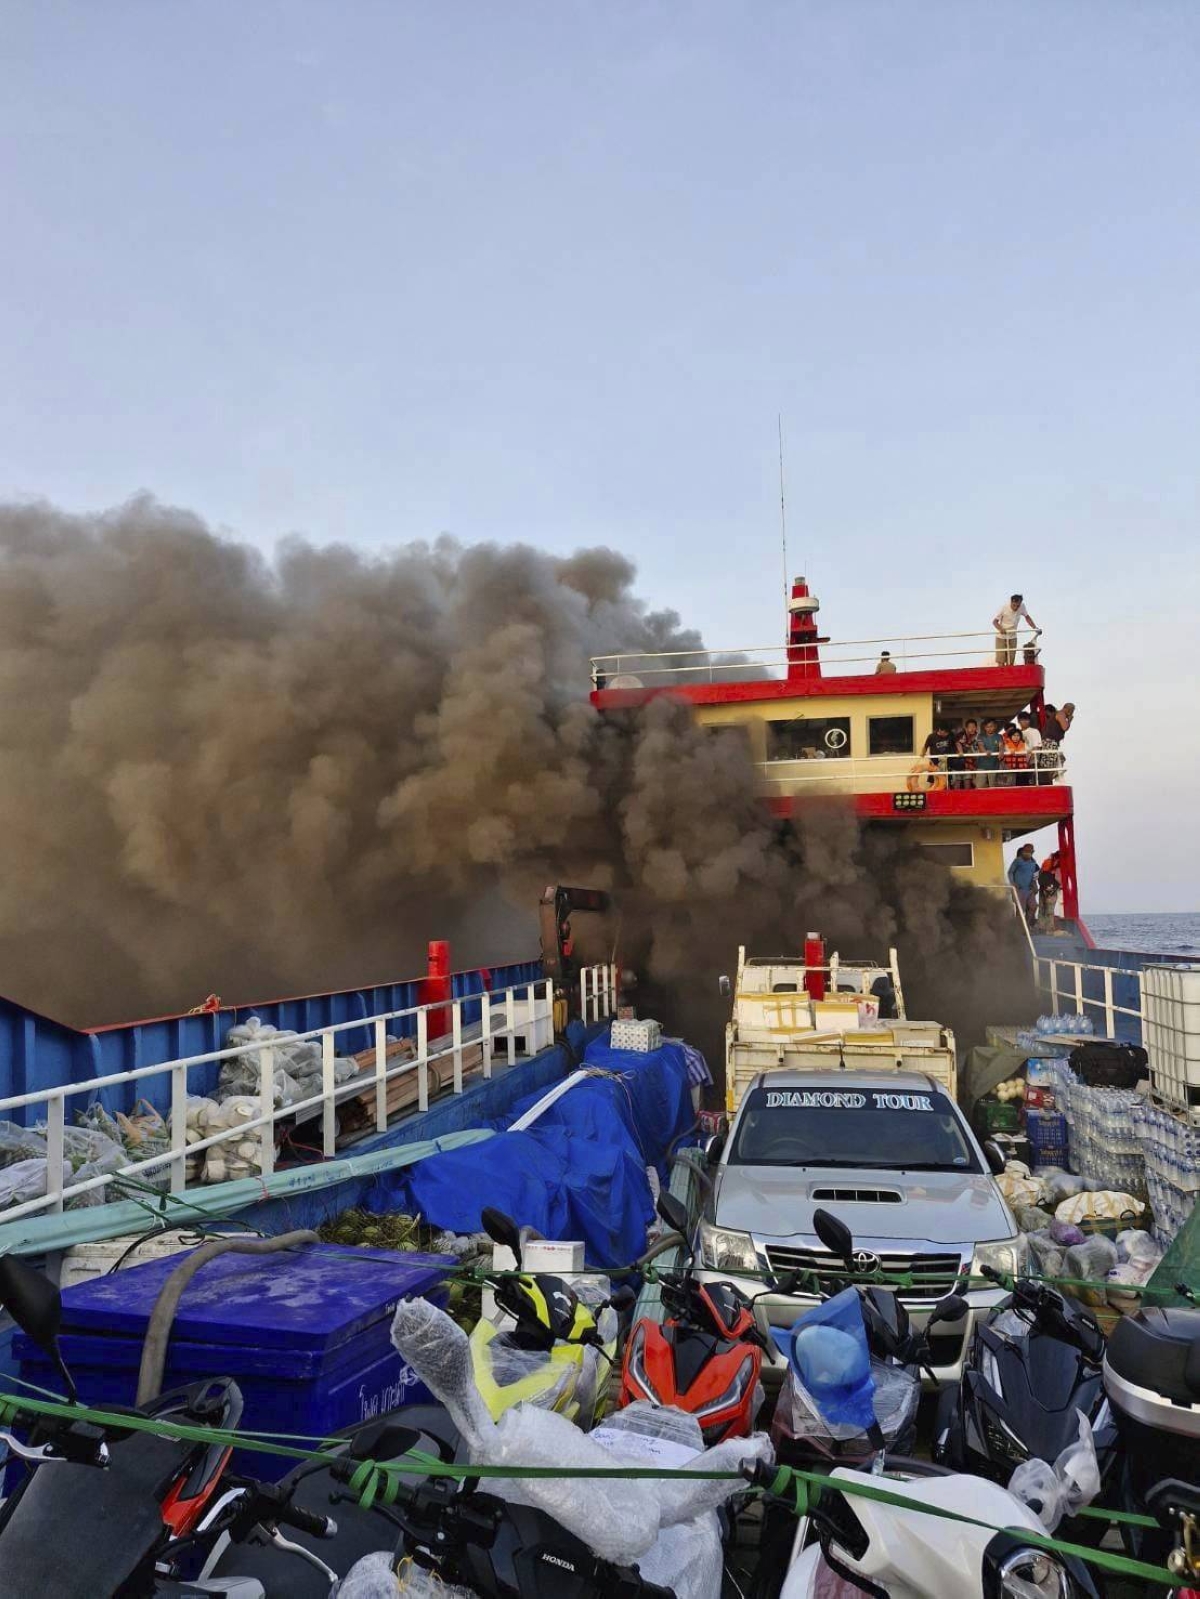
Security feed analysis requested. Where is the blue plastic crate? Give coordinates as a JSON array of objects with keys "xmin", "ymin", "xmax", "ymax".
[
  {"xmin": 1025, "ymin": 1109, "xmax": 1069, "ymax": 1168},
  {"xmin": 14, "ymin": 1243, "xmax": 452, "ymax": 1477}
]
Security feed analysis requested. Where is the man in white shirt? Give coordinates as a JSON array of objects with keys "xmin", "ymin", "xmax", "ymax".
[
  {"xmin": 993, "ymin": 592, "xmax": 1039, "ymax": 665},
  {"xmin": 1018, "ymin": 711, "xmax": 1042, "ymax": 786}
]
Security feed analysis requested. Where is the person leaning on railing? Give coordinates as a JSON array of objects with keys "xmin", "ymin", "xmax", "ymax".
[{"xmin": 992, "ymin": 593, "xmax": 1039, "ymax": 665}]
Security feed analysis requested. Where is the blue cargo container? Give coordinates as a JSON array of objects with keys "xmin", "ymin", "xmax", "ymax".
[{"xmin": 14, "ymin": 1243, "xmax": 453, "ymax": 1477}]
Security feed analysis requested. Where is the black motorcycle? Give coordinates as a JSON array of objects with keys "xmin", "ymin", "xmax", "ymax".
[
  {"xmin": 0, "ymin": 1254, "xmax": 243, "ymax": 1599},
  {"xmin": 934, "ymin": 1267, "xmax": 1119, "ymax": 1532},
  {"xmin": 187, "ymin": 1426, "xmax": 676, "ymax": 1598}
]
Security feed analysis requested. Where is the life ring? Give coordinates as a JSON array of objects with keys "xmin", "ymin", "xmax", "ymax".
[
  {"xmin": 824, "ymin": 727, "xmax": 848, "ymax": 752},
  {"xmin": 907, "ymin": 761, "xmax": 946, "ymax": 793}
]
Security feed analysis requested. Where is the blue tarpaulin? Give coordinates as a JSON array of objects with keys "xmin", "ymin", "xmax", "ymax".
[{"xmin": 369, "ymin": 1033, "xmax": 698, "ymax": 1267}]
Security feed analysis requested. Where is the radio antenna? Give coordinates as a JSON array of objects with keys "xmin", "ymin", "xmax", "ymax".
[{"xmin": 777, "ymin": 414, "xmax": 789, "ymax": 626}]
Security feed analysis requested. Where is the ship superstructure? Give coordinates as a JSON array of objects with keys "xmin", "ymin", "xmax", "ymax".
[{"xmin": 590, "ymin": 578, "xmax": 1078, "ymax": 922}]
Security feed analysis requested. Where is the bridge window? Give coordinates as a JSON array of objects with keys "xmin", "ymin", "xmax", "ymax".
[
  {"xmin": 917, "ymin": 842, "xmax": 975, "ymax": 868},
  {"xmin": 868, "ymin": 715, "xmax": 915, "ymax": 756},
  {"xmin": 766, "ymin": 716, "xmax": 851, "ymax": 761}
]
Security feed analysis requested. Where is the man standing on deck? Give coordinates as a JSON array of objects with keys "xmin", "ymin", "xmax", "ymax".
[
  {"xmin": 875, "ymin": 650, "xmax": 897, "ymax": 674},
  {"xmin": 993, "ymin": 593, "xmax": 1039, "ymax": 665},
  {"xmin": 1008, "ymin": 844, "xmax": 1040, "ymax": 927}
]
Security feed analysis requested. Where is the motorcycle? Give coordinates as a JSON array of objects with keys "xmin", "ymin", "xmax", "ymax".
[
  {"xmin": 934, "ymin": 1264, "xmax": 1120, "ymax": 1532},
  {"xmin": 619, "ymin": 1191, "xmax": 801, "ymax": 1443},
  {"xmin": 0, "ymin": 1253, "xmax": 242, "ymax": 1599},
  {"xmin": 467, "ymin": 1206, "xmax": 633, "ymax": 1426},
  {"xmin": 745, "ymin": 1455, "xmax": 1102, "ymax": 1598},
  {"xmin": 184, "ymin": 1437, "xmax": 677, "ymax": 1598},
  {"xmin": 1103, "ymin": 1283, "xmax": 1200, "ymax": 1563},
  {"xmin": 768, "ymin": 1208, "xmax": 966, "ymax": 1468}
]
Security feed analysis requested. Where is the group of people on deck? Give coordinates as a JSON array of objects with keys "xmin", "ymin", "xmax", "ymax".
[
  {"xmin": 920, "ymin": 703, "xmax": 1074, "ymax": 788},
  {"xmin": 1009, "ymin": 845, "xmax": 1065, "ymax": 932}
]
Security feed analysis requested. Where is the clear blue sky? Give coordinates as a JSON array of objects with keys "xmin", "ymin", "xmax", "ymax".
[{"xmin": 2, "ymin": 3, "xmax": 1197, "ymax": 912}]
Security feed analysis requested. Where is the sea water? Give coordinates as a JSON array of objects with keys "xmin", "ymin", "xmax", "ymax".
[{"xmin": 1085, "ymin": 912, "xmax": 1200, "ymax": 958}]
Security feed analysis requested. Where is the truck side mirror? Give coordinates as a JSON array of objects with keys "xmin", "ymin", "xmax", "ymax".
[
  {"xmin": 983, "ymin": 1141, "xmax": 1007, "ymax": 1176},
  {"xmin": 705, "ymin": 1132, "xmax": 726, "ymax": 1166},
  {"xmin": 718, "ymin": 975, "xmax": 732, "ymax": 999}
]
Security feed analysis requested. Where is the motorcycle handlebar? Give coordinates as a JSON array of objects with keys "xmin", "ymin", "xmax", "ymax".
[{"xmin": 276, "ymin": 1500, "xmax": 337, "ymax": 1540}]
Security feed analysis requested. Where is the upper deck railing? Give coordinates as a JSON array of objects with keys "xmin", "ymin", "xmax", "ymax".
[{"xmin": 590, "ymin": 626, "xmax": 1044, "ymax": 688}]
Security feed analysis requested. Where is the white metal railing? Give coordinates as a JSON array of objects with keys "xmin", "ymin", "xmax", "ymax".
[
  {"xmin": 590, "ymin": 627, "xmax": 1045, "ymax": 687},
  {"xmin": 754, "ymin": 752, "xmax": 1068, "ymax": 793},
  {"xmin": 580, "ymin": 964, "xmax": 618, "ymax": 1024},
  {"xmin": 0, "ymin": 974, "xmax": 564, "ymax": 1227}
]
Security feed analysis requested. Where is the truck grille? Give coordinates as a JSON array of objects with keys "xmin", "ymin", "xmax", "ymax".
[{"xmin": 763, "ymin": 1244, "xmax": 963, "ymax": 1301}]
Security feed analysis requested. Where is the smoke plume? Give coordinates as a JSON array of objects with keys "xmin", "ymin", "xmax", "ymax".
[{"xmin": 0, "ymin": 495, "xmax": 1033, "ymax": 1046}]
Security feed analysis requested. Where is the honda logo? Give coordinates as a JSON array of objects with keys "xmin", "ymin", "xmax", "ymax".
[{"xmin": 852, "ymin": 1249, "xmax": 882, "ymax": 1275}]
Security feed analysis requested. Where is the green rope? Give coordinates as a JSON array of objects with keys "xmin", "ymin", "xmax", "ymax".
[{"xmin": 0, "ymin": 1385, "xmax": 1180, "ymax": 1587}]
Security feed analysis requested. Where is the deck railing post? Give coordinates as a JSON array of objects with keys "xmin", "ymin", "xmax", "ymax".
[
  {"xmin": 481, "ymin": 992, "xmax": 493, "ymax": 1078},
  {"xmin": 580, "ymin": 969, "xmax": 590, "ymax": 1023},
  {"xmin": 452, "ymin": 1001, "xmax": 464, "ymax": 1093},
  {"xmin": 258, "ymin": 1042, "xmax": 276, "ymax": 1177},
  {"xmin": 543, "ymin": 978, "xmax": 554, "ymax": 1050},
  {"xmin": 46, "ymin": 1095, "xmax": 65, "ymax": 1214},
  {"xmin": 417, "ymin": 1009, "xmax": 429, "ymax": 1112},
  {"xmin": 374, "ymin": 1018, "xmax": 388, "ymax": 1133},
  {"xmin": 1049, "ymin": 963, "xmax": 1060, "ymax": 1016},
  {"xmin": 525, "ymin": 984, "xmax": 536, "ymax": 1055},
  {"xmin": 505, "ymin": 987, "xmax": 517, "ymax": 1068},
  {"xmin": 170, "ymin": 1063, "xmax": 188, "ymax": 1193},
  {"xmin": 1103, "ymin": 968, "xmax": 1115, "ymax": 1038},
  {"xmin": 1073, "ymin": 964, "xmax": 1084, "ymax": 1017},
  {"xmin": 321, "ymin": 1031, "xmax": 337, "ymax": 1157}
]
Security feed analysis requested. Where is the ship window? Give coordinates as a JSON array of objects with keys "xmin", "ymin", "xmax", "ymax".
[
  {"xmin": 766, "ymin": 716, "xmax": 851, "ymax": 761},
  {"xmin": 868, "ymin": 715, "xmax": 915, "ymax": 756},
  {"xmin": 917, "ymin": 842, "xmax": 975, "ymax": 868}
]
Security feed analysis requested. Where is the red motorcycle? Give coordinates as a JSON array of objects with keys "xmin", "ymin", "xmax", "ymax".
[{"xmin": 618, "ymin": 1193, "xmax": 798, "ymax": 1443}]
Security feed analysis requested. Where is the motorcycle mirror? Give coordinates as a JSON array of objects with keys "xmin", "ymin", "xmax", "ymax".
[
  {"xmin": 983, "ymin": 1140, "xmax": 1007, "ymax": 1176},
  {"xmin": 718, "ymin": 975, "xmax": 732, "ymax": 999},
  {"xmin": 480, "ymin": 1207, "xmax": 523, "ymax": 1267},
  {"xmin": 704, "ymin": 1132, "xmax": 726, "ymax": 1166},
  {"xmin": 348, "ymin": 1419, "xmax": 423, "ymax": 1463},
  {"xmin": 608, "ymin": 1285, "xmax": 637, "ymax": 1314},
  {"xmin": 812, "ymin": 1208, "xmax": 853, "ymax": 1263},
  {"xmin": 656, "ymin": 1192, "xmax": 689, "ymax": 1236},
  {"xmin": 928, "ymin": 1293, "xmax": 969, "ymax": 1327},
  {"xmin": 0, "ymin": 1255, "xmax": 76, "ymax": 1403}
]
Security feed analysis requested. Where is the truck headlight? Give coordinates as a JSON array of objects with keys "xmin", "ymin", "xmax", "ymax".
[
  {"xmin": 972, "ymin": 1236, "xmax": 1028, "ymax": 1281},
  {"xmin": 991, "ymin": 1547, "xmax": 1071, "ymax": 1598},
  {"xmin": 697, "ymin": 1220, "xmax": 759, "ymax": 1273}
]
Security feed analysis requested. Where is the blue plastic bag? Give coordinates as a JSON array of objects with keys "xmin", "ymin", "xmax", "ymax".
[{"xmin": 771, "ymin": 1287, "xmax": 877, "ymax": 1430}]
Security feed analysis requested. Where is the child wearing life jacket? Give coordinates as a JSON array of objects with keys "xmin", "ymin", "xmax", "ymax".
[{"xmin": 1000, "ymin": 724, "xmax": 1027, "ymax": 787}]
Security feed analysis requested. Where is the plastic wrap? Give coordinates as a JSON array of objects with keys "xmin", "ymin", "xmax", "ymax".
[
  {"xmin": 1026, "ymin": 1232, "xmax": 1066, "ymax": 1281},
  {"xmin": 773, "ymin": 1288, "xmax": 875, "ymax": 1430},
  {"xmin": 775, "ymin": 1357, "xmax": 919, "ymax": 1447},
  {"xmin": 1044, "ymin": 1171, "xmax": 1088, "ymax": 1205},
  {"xmin": 1116, "ymin": 1229, "xmax": 1161, "ymax": 1265},
  {"xmin": 1063, "ymin": 1235, "xmax": 1118, "ymax": 1285},
  {"xmin": 1008, "ymin": 1411, "xmax": 1100, "ymax": 1532},
  {"xmin": 1012, "ymin": 1204, "xmax": 1052, "ymax": 1233},
  {"xmin": 1048, "ymin": 1218, "xmax": 1086, "ymax": 1247},
  {"xmin": 0, "ymin": 1157, "xmax": 72, "ymax": 1210},
  {"xmin": 996, "ymin": 1173, "xmax": 1046, "ymax": 1209},
  {"xmin": 0, "ymin": 1123, "xmax": 47, "ymax": 1169},
  {"xmin": 222, "ymin": 1017, "xmax": 360, "ymax": 1108},
  {"xmin": 389, "ymin": 1295, "xmax": 771, "ymax": 1580}
]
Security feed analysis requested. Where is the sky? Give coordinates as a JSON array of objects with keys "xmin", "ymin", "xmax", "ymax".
[{"xmin": 2, "ymin": 2, "xmax": 1197, "ymax": 913}]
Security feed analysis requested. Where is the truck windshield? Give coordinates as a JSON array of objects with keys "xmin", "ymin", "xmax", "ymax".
[{"xmin": 730, "ymin": 1086, "xmax": 981, "ymax": 1172}]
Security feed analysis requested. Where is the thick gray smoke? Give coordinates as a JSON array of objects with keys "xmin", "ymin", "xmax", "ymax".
[{"xmin": 0, "ymin": 496, "xmax": 1033, "ymax": 1044}]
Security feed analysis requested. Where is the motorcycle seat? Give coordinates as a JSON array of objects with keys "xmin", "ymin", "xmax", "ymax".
[{"xmin": 1106, "ymin": 1307, "xmax": 1200, "ymax": 1406}]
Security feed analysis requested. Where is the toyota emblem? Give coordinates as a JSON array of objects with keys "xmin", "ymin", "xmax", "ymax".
[{"xmin": 852, "ymin": 1249, "xmax": 881, "ymax": 1275}]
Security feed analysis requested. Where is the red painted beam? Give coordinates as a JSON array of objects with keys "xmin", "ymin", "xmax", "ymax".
[
  {"xmin": 591, "ymin": 663, "xmax": 1043, "ymax": 711},
  {"xmin": 765, "ymin": 785, "xmax": 1073, "ymax": 822}
]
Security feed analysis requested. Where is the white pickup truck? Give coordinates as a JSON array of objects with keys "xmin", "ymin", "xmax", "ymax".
[{"xmin": 721, "ymin": 946, "xmax": 957, "ymax": 1113}]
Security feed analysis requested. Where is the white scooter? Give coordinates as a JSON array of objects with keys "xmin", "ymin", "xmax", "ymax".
[{"xmin": 745, "ymin": 1457, "xmax": 1102, "ymax": 1598}]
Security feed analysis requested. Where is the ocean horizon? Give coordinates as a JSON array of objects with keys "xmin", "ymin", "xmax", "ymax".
[{"xmin": 1084, "ymin": 912, "xmax": 1200, "ymax": 957}]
